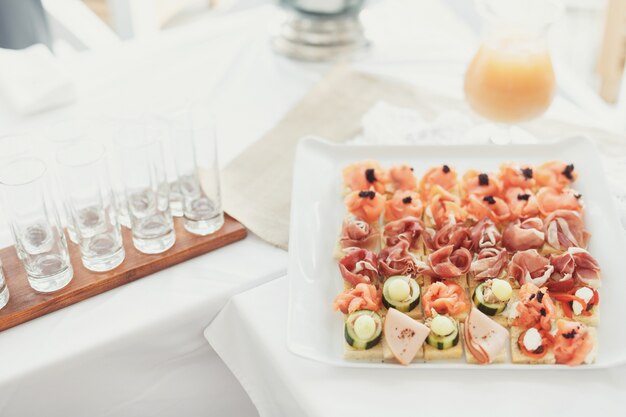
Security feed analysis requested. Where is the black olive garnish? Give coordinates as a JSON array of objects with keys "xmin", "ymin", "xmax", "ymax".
[
  {"xmin": 478, "ymin": 173, "xmax": 489, "ymax": 186},
  {"xmin": 402, "ymin": 196, "xmax": 412, "ymax": 204},
  {"xmin": 410, "ymin": 167, "xmax": 414, "ymax": 172},
  {"xmin": 517, "ymin": 193, "xmax": 530, "ymax": 201},
  {"xmin": 521, "ymin": 167, "xmax": 533, "ymax": 179},
  {"xmin": 539, "ymin": 307, "xmax": 546, "ymax": 317},
  {"xmin": 562, "ymin": 164, "xmax": 575, "ymax": 180},
  {"xmin": 575, "ymin": 193, "xmax": 582, "ymax": 199},
  {"xmin": 483, "ymin": 195, "xmax": 496, "ymax": 205},
  {"xmin": 563, "ymin": 329, "xmax": 577, "ymax": 339},
  {"xmin": 536, "ymin": 291, "xmax": 544, "ymax": 303},
  {"xmin": 442, "ymin": 165, "xmax": 450, "ymax": 173},
  {"xmin": 533, "ymin": 345, "xmax": 545, "ymax": 354},
  {"xmin": 529, "ymin": 293, "xmax": 536, "ymax": 301},
  {"xmin": 365, "ymin": 168, "xmax": 377, "ymax": 183},
  {"xmin": 358, "ymin": 190, "xmax": 376, "ymax": 200}
]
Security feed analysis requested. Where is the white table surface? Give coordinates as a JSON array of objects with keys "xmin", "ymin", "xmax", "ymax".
[{"xmin": 0, "ymin": 1, "xmax": 620, "ymax": 416}]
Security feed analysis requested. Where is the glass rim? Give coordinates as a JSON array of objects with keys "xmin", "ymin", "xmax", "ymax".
[
  {"xmin": 56, "ymin": 141, "xmax": 105, "ymax": 168},
  {"xmin": 0, "ymin": 157, "xmax": 47, "ymax": 187}
]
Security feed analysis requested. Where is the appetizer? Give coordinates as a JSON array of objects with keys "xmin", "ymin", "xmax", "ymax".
[
  {"xmin": 383, "ymin": 307, "xmax": 430, "ymax": 364},
  {"xmin": 471, "ymin": 278, "xmax": 513, "ymax": 326},
  {"xmin": 334, "ymin": 159, "xmax": 601, "ymax": 366},
  {"xmin": 463, "ymin": 307, "xmax": 509, "ymax": 364},
  {"xmin": 382, "ymin": 275, "xmax": 422, "ymax": 319},
  {"xmin": 423, "ymin": 312, "xmax": 463, "ymax": 360}
]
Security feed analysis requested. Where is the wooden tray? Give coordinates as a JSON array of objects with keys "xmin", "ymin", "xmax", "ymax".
[{"xmin": 0, "ymin": 214, "xmax": 246, "ymax": 332}]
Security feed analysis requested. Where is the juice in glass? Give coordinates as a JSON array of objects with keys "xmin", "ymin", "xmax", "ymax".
[{"xmin": 465, "ymin": 36, "xmax": 555, "ymax": 123}]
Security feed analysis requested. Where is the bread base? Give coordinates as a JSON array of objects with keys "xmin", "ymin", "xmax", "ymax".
[
  {"xmin": 461, "ymin": 324, "xmax": 507, "ymax": 364},
  {"xmin": 423, "ymin": 338, "xmax": 463, "ymax": 361},
  {"xmin": 344, "ymin": 341, "xmax": 384, "ymax": 361}
]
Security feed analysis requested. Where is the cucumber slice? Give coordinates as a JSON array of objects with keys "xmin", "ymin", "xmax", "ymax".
[
  {"xmin": 382, "ymin": 276, "xmax": 420, "ymax": 312},
  {"xmin": 472, "ymin": 282, "xmax": 507, "ymax": 316},
  {"xmin": 345, "ymin": 310, "xmax": 382, "ymax": 350},
  {"xmin": 426, "ymin": 319, "xmax": 459, "ymax": 350}
]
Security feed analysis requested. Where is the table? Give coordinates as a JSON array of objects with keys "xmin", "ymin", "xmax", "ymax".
[{"xmin": 0, "ymin": 0, "xmax": 621, "ymax": 416}]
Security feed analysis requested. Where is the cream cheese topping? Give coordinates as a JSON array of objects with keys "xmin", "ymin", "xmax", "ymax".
[{"xmin": 523, "ymin": 327, "xmax": 542, "ymax": 351}]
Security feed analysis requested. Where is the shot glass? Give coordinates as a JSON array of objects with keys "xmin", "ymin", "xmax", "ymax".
[
  {"xmin": 147, "ymin": 117, "xmax": 184, "ymax": 217},
  {"xmin": 56, "ymin": 142, "xmax": 125, "ymax": 272},
  {"xmin": 0, "ymin": 157, "xmax": 73, "ymax": 292},
  {"xmin": 116, "ymin": 129, "xmax": 176, "ymax": 254},
  {"xmin": 169, "ymin": 106, "xmax": 224, "ymax": 235},
  {"xmin": 0, "ymin": 261, "xmax": 9, "ymax": 310}
]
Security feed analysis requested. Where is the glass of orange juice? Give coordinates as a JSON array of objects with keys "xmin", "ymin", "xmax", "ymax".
[{"xmin": 465, "ymin": 0, "xmax": 561, "ymax": 124}]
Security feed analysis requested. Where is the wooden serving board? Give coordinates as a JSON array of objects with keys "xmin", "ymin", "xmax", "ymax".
[{"xmin": 0, "ymin": 214, "xmax": 246, "ymax": 332}]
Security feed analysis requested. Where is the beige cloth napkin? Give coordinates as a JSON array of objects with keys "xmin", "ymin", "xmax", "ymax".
[{"xmin": 221, "ymin": 66, "xmax": 626, "ymax": 250}]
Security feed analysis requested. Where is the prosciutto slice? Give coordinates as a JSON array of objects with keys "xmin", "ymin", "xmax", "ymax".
[
  {"xmin": 383, "ymin": 216, "xmax": 427, "ymax": 250},
  {"xmin": 470, "ymin": 218, "xmax": 501, "ymax": 250},
  {"xmin": 547, "ymin": 250, "xmax": 576, "ymax": 292},
  {"xmin": 432, "ymin": 219, "xmax": 471, "ymax": 250},
  {"xmin": 470, "ymin": 247, "xmax": 508, "ymax": 280},
  {"xmin": 339, "ymin": 217, "xmax": 380, "ymax": 252},
  {"xmin": 338, "ymin": 249, "xmax": 379, "ymax": 287},
  {"xmin": 502, "ymin": 218, "xmax": 545, "ymax": 252},
  {"xmin": 548, "ymin": 247, "xmax": 601, "ymax": 290},
  {"xmin": 427, "ymin": 245, "xmax": 472, "ymax": 278},
  {"xmin": 463, "ymin": 308, "xmax": 509, "ymax": 364},
  {"xmin": 569, "ymin": 247, "xmax": 601, "ymax": 288},
  {"xmin": 508, "ymin": 249, "xmax": 554, "ymax": 287},
  {"xmin": 544, "ymin": 210, "xmax": 590, "ymax": 251},
  {"xmin": 378, "ymin": 240, "xmax": 428, "ymax": 277}
]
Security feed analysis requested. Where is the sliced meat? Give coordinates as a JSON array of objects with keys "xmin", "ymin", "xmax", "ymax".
[
  {"xmin": 384, "ymin": 308, "xmax": 430, "ymax": 365},
  {"xmin": 544, "ymin": 209, "xmax": 590, "ymax": 251},
  {"xmin": 427, "ymin": 245, "xmax": 472, "ymax": 278},
  {"xmin": 378, "ymin": 240, "xmax": 428, "ymax": 278},
  {"xmin": 338, "ymin": 249, "xmax": 379, "ymax": 287},
  {"xmin": 508, "ymin": 249, "xmax": 554, "ymax": 287},
  {"xmin": 471, "ymin": 247, "xmax": 508, "ymax": 280},
  {"xmin": 470, "ymin": 218, "xmax": 501, "ymax": 250},
  {"xmin": 339, "ymin": 217, "xmax": 380, "ymax": 252},
  {"xmin": 464, "ymin": 307, "xmax": 509, "ymax": 364},
  {"xmin": 502, "ymin": 218, "xmax": 545, "ymax": 252}
]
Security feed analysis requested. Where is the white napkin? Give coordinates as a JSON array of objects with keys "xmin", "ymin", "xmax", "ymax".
[
  {"xmin": 358, "ymin": 101, "xmax": 626, "ymax": 231},
  {"xmin": 0, "ymin": 44, "xmax": 76, "ymax": 115}
]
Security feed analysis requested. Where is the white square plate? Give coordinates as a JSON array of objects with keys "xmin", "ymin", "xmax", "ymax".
[{"xmin": 287, "ymin": 136, "xmax": 626, "ymax": 369}]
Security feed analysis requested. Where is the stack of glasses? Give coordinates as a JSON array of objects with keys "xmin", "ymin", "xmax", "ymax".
[{"xmin": 0, "ymin": 106, "xmax": 223, "ymax": 308}]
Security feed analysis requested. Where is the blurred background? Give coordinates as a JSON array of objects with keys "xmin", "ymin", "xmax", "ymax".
[{"xmin": 0, "ymin": 0, "xmax": 624, "ymax": 133}]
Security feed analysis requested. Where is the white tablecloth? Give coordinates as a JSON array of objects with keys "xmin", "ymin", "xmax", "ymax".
[
  {"xmin": 206, "ymin": 277, "xmax": 626, "ymax": 417},
  {"xmin": 0, "ymin": 0, "xmax": 622, "ymax": 416}
]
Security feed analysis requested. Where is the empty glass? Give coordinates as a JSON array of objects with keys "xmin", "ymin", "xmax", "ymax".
[
  {"xmin": 56, "ymin": 142, "xmax": 125, "ymax": 272},
  {"xmin": 0, "ymin": 157, "xmax": 73, "ymax": 292},
  {"xmin": 147, "ymin": 117, "xmax": 184, "ymax": 217},
  {"xmin": 168, "ymin": 106, "xmax": 224, "ymax": 235},
  {"xmin": 116, "ymin": 128, "xmax": 176, "ymax": 254},
  {"xmin": 0, "ymin": 261, "xmax": 9, "ymax": 310}
]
